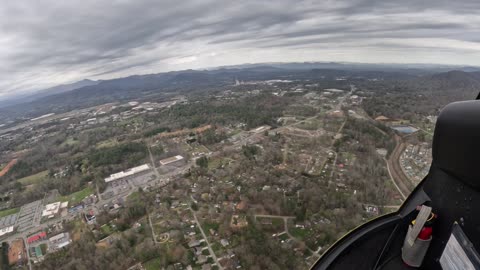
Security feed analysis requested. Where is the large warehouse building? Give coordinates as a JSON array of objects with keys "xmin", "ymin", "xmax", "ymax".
[{"xmin": 104, "ymin": 164, "xmax": 151, "ymax": 183}]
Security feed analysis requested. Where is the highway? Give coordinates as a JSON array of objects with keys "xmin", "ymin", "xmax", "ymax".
[{"xmin": 386, "ymin": 135, "xmax": 415, "ymax": 200}]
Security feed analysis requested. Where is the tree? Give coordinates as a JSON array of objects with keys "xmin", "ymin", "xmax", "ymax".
[
  {"xmin": 242, "ymin": 145, "xmax": 260, "ymax": 160},
  {"xmin": 196, "ymin": 156, "xmax": 208, "ymax": 168},
  {"xmin": 191, "ymin": 202, "xmax": 199, "ymax": 211}
]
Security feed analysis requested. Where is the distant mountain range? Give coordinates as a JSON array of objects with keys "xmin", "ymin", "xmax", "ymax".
[
  {"xmin": 212, "ymin": 62, "xmax": 480, "ymax": 75},
  {"xmin": 1, "ymin": 62, "xmax": 480, "ymax": 123},
  {"xmin": 408, "ymin": 70, "xmax": 480, "ymax": 94},
  {"xmin": 0, "ymin": 79, "xmax": 98, "ymax": 108}
]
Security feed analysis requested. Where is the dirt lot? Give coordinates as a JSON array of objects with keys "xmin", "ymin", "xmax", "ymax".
[{"xmin": 8, "ymin": 239, "xmax": 25, "ymax": 265}]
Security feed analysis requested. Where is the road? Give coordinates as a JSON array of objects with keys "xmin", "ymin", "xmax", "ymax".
[
  {"xmin": 254, "ymin": 214, "xmax": 295, "ymax": 220},
  {"xmin": 386, "ymin": 135, "xmax": 414, "ymax": 200},
  {"xmin": 190, "ymin": 207, "xmax": 223, "ymax": 270},
  {"xmin": 356, "ymin": 97, "xmax": 413, "ymax": 202},
  {"xmin": 147, "ymin": 213, "xmax": 159, "ymax": 244},
  {"xmin": 23, "ymin": 237, "xmax": 32, "ymax": 270},
  {"xmin": 148, "ymin": 146, "xmax": 161, "ymax": 179},
  {"xmin": 318, "ymin": 86, "xmax": 354, "ymax": 170},
  {"xmin": 385, "ymin": 157, "xmax": 406, "ymax": 200}
]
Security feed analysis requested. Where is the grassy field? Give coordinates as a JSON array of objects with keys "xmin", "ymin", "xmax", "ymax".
[
  {"xmin": 192, "ymin": 144, "xmax": 210, "ymax": 154},
  {"xmin": 144, "ymin": 257, "xmax": 163, "ymax": 270},
  {"xmin": 39, "ymin": 243, "xmax": 47, "ymax": 255},
  {"xmin": 289, "ymin": 226, "xmax": 310, "ymax": 240},
  {"xmin": 61, "ymin": 137, "xmax": 79, "ymax": 147},
  {"xmin": 257, "ymin": 217, "xmax": 284, "ymax": 232},
  {"xmin": 17, "ymin": 170, "xmax": 49, "ymax": 185},
  {"xmin": 0, "ymin": 208, "xmax": 20, "ymax": 218},
  {"xmin": 278, "ymin": 233, "xmax": 290, "ymax": 241},
  {"xmin": 96, "ymin": 138, "xmax": 119, "ymax": 149},
  {"xmin": 127, "ymin": 191, "xmax": 141, "ymax": 203},
  {"xmin": 71, "ymin": 219, "xmax": 87, "ymax": 241},
  {"xmin": 202, "ymin": 222, "xmax": 219, "ymax": 233},
  {"xmin": 100, "ymin": 224, "xmax": 116, "ymax": 235},
  {"xmin": 59, "ymin": 186, "xmax": 94, "ymax": 205},
  {"xmin": 208, "ymin": 157, "xmax": 226, "ymax": 170}
]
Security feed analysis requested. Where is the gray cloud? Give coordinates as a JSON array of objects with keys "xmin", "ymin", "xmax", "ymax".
[{"xmin": 1, "ymin": 0, "xmax": 480, "ymax": 98}]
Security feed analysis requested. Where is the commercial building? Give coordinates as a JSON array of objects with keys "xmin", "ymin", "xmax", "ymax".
[
  {"xmin": 104, "ymin": 164, "xmax": 151, "ymax": 183},
  {"xmin": 27, "ymin": 232, "xmax": 47, "ymax": 244},
  {"xmin": 0, "ymin": 226, "xmax": 13, "ymax": 237},
  {"xmin": 159, "ymin": 155, "xmax": 184, "ymax": 166},
  {"xmin": 42, "ymin": 202, "xmax": 61, "ymax": 218},
  {"xmin": 48, "ymin": 232, "xmax": 72, "ymax": 250}
]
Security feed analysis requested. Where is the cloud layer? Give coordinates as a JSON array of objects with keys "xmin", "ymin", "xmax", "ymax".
[{"xmin": 1, "ymin": 0, "xmax": 480, "ymax": 97}]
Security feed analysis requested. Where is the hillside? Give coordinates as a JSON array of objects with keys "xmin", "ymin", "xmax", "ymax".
[
  {"xmin": 0, "ymin": 79, "xmax": 98, "ymax": 108},
  {"xmin": 2, "ymin": 67, "xmax": 480, "ymax": 124}
]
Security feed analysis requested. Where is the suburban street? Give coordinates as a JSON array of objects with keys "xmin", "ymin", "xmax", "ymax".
[{"xmin": 190, "ymin": 206, "xmax": 224, "ymax": 270}]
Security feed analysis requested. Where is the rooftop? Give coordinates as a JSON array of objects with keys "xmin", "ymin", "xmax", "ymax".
[
  {"xmin": 105, "ymin": 164, "xmax": 151, "ymax": 182},
  {"xmin": 42, "ymin": 202, "xmax": 61, "ymax": 217},
  {"xmin": 159, "ymin": 155, "xmax": 184, "ymax": 166}
]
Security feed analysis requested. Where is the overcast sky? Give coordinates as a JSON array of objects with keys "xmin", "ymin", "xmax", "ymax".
[{"xmin": 1, "ymin": 0, "xmax": 480, "ymax": 98}]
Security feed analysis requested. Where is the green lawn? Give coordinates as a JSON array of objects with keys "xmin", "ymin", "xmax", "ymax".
[
  {"xmin": 278, "ymin": 233, "xmax": 290, "ymax": 241},
  {"xmin": 127, "ymin": 191, "xmax": 141, "ymax": 202},
  {"xmin": 192, "ymin": 144, "xmax": 210, "ymax": 154},
  {"xmin": 59, "ymin": 186, "xmax": 94, "ymax": 205},
  {"xmin": 144, "ymin": 257, "xmax": 163, "ymax": 270},
  {"xmin": 257, "ymin": 217, "xmax": 284, "ymax": 232},
  {"xmin": 95, "ymin": 138, "xmax": 119, "ymax": 149},
  {"xmin": 202, "ymin": 222, "xmax": 219, "ymax": 233},
  {"xmin": 39, "ymin": 243, "xmax": 47, "ymax": 255},
  {"xmin": 100, "ymin": 224, "xmax": 116, "ymax": 235},
  {"xmin": 0, "ymin": 208, "xmax": 20, "ymax": 218},
  {"xmin": 289, "ymin": 226, "xmax": 310, "ymax": 240},
  {"xmin": 207, "ymin": 158, "xmax": 224, "ymax": 170},
  {"xmin": 211, "ymin": 242, "xmax": 221, "ymax": 252},
  {"xmin": 17, "ymin": 170, "xmax": 49, "ymax": 185},
  {"xmin": 61, "ymin": 137, "xmax": 79, "ymax": 147}
]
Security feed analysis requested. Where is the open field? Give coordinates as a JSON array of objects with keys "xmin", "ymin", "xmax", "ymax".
[
  {"xmin": 61, "ymin": 137, "xmax": 79, "ymax": 147},
  {"xmin": 100, "ymin": 223, "xmax": 116, "ymax": 235},
  {"xmin": 59, "ymin": 186, "xmax": 94, "ymax": 205},
  {"xmin": 17, "ymin": 170, "xmax": 49, "ymax": 185},
  {"xmin": 0, "ymin": 207, "xmax": 19, "ymax": 218},
  {"xmin": 144, "ymin": 257, "xmax": 163, "ymax": 270},
  {"xmin": 289, "ymin": 226, "xmax": 310, "ymax": 240},
  {"xmin": 96, "ymin": 138, "xmax": 119, "ymax": 149}
]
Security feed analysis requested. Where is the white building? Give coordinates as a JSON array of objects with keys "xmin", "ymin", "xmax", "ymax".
[
  {"xmin": 159, "ymin": 155, "xmax": 184, "ymax": 166},
  {"xmin": 42, "ymin": 202, "xmax": 61, "ymax": 218},
  {"xmin": 0, "ymin": 226, "xmax": 14, "ymax": 237},
  {"xmin": 49, "ymin": 232, "xmax": 72, "ymax": 250},
  {"xmin": 104, "ymin": 164, "xmax": 151, "ymax": 183}
]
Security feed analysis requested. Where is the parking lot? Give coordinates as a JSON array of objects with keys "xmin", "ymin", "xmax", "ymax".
[
  {"xmin": 16, "ymin": 200, "xmax": 42, "ymax": 232},
  {"xmin": 101, "ymin": 178, "xmax": 132, "ymax": 200},
  {"xmin": 129, "ymin": 171, "xmax": 155, "ymax": 187},
  {"xmin": 0, "ymin": 213, "xmax": 18, "ymax": 228}
]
